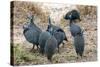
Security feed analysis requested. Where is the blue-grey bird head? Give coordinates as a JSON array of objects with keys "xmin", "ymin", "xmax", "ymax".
[
  {"xmin": 46, "ymin": 25, "xmax": 54, "ymax": 35},
  {"xmin": 23, "ymin": 22, "xmax": 31, "ymax": 34},
  {"xmin": 23, "ymin": 15, "xmax": 35, "ymax": 33},
  {"xmin": 23, "ymin": 14, "xmax": 31, "ymax": 29},
  {"xmin": 64, "ymin": 11, "xmax": 72, "ymax": 20},
  {"xmin": 23, "ymin": 19, "xmax": 34, "ymax": 30},
  {"xmin": 64, "ymin": 9, "xmax": 81, "ymax": 21},
  {"xmin": 23, "ymin": 22, "xmax": 30, "ymax": 30},
  {"xmin": 46, "ymin": 16, "xmax": 53, "ymax": 34}
]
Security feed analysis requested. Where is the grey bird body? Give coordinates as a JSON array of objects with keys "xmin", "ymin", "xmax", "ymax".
[
  {"xmin": 47, "ymin": 16, "xmax": 68, "ymax": 52},
  {"xmin": 70, "ymin": 22, "xmax": 82, "ymax": 37},
  {"xmin": 39, "ymin": 31, "xmax": 51, "ymax": 54},
  {"xmin": 45, "ymin": 36, "xmax": 57, "ymax": 61},
  {"xmin": 53, "ymin": 31, "xmax": 65, "ymax": 52},
  {"xmin": 64, "ymin": 11, "xmax": 85, "ymax": 58},
  {"xmin": 74, "ymin": 34, "xmax": 84, "ymax": 57}
]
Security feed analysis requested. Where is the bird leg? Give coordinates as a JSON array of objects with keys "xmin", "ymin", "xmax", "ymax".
[
  {"xmin": 80, "ymin": 55, "xmax": 83, "ymax": 59},
  {"xmin": 76, "ymin": 53, "xmax": 79, "ymax": 59},
  {"xmin": 30, "ymin": 45, "xmax": 35, "ymax": 52},
  {"xmin": 58, "ymin": 46, "xmax": 60, "ymax": 53},
  {"xmin": 36, "ymin": 45, "xmax": 39, "ymax": 51},
  {"xmin": 62, "ymin": 42, "xmax": 65, "ymax": 48}
]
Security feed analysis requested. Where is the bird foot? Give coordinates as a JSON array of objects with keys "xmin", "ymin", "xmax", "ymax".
[{"xmin": 29, "ymin": 48, "xmax": 37, "ymax": 53}]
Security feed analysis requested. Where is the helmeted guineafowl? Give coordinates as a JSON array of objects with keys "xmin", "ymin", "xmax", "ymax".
[
  {"xmin": 53, "ymin": 31, "xmax": 66, "ymax": 52},
  {"xmin": 47, "ymin": 16, "xmax": 68, "ymax": 51},
  {"xmin": 38, "ymin": 31, "xmax": 51, "ymax": 54},
  {"xmin": 23, "ymin": 15, "xmax": 42, "ymax": 51},
  {"xmin": 45, "ymin": 35, "xmax": 57, "ymax": 61},
  {"xmin": 64, "ymin": 13, "xmax": 85, "ymax": 58}
]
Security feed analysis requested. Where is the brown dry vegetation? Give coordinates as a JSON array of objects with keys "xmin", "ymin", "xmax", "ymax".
[{"xmin": 11, "ymin": 1, "xmax": 97, "ymax": 66}]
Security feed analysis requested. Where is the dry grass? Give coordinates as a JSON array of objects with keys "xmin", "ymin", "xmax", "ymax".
[
  {"xmin": 13, "ymin": 1, "xmax": 49, "ymax": 25},
  {"xmin": 11, "ymin": 1, "xmax": 97, "ymax": 65}
]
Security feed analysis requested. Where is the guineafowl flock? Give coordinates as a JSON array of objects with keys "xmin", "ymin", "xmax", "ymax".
[{"xmin": 23, "ymin": 9, "xmax": 85, "ymax": 61}]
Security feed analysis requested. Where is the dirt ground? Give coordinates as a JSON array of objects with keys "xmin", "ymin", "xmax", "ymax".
[{"xmin": 11, "ymin": 1, "xmax": 97, "ymax": 65}]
